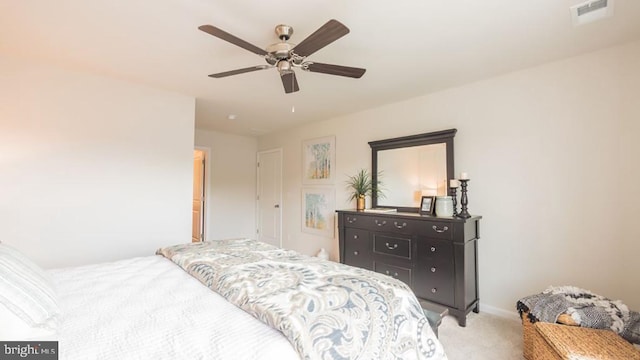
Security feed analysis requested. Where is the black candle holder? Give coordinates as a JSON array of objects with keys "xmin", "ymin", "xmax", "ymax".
[
  {"xmin": 450, "ymin": 186, "xmax": 458, "ymax": 217},
  {"xmin": 458, "ymin": 179, "xmax": 471, "ymax": 218}
]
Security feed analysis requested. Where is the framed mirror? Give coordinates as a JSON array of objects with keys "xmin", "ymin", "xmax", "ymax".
[{"xmin": 370, "ymin": 129, "xmax": 456, "ymax": 213}]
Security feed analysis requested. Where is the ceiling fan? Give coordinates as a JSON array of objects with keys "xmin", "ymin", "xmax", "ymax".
[{"xmin": 198, "ymin": 19, "xmax": 366, "ymax": 94}]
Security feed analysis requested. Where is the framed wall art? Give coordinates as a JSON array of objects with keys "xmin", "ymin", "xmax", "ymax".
[
  {"xmin": 301, "ymin": 187, "xmax": 335, "ymax": 238},
  {"xmin": 302, "ymin": 136, "xmax": 335, "ymax": 184}
]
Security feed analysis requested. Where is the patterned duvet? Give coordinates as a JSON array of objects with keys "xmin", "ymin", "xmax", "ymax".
[{"xmin": 157, "ymin": 239, "xmax": 447, "ymax": 360}]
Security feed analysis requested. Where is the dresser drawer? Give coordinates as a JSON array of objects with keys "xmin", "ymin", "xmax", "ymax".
[
  {"xmin": 364, "ymin": 216, "xmax": 419, "ymax": 235},
  {"xmin": 416, "ymin": 272, "xmax": 455, "ymax": 307},
  {"xmin": 343, "ymin": 228, "xmax": 373, "ymax": 271},
  {"xmin": 374, "ymin": 262, "xmax": 411, "ymax": 286},
  {"xmin": 345, "ymin": 227, "xmax": 368, "ymax": 243},
  {"xmin": 373, "ymin": 233, "xmax": 412, "ymax": 259},
  {"xmin": 420, "ymin": 256, "xmax": 454, "ymax": 285},
  {"xmin": 417, "ymin": 221, "xmax": 453, "ymax": 240},
  {"xmin": 343, "ymin": 213, "xmax": 421, "ymax": 235},
  {"xmin": 342, "ymin": 214, "xmax": 370, "ymax": 229},
  {"xmin": 418, "ymin": 237, "xmax": 453, "ymax": 261}
]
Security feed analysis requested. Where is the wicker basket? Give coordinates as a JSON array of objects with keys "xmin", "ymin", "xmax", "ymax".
[
  {"xmin": 534, "ymin": 322, "xmax": 640, "ymax": 359},
  {"xmin": 521, "ymin": 312, "xmax": 534, "ymax": 360},
  {"xmin": 521, "ymin": 311, "xmax": 577, "ymax": 359},
  {"xmin": 521, "ymin": 311, "xmax": 640, "ymax": 360}
]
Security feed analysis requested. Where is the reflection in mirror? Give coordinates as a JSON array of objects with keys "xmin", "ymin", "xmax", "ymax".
[
  {"xmin": 377, "ymin": 143, "xmax": 447, "ymax": 208},
  {"xmin": 370, "ymin": 129, "xmax": 456, "ymax": 213}
]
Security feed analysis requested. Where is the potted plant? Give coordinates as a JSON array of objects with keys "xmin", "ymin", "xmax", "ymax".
[{"xmin": 346, "ymin": 169, "xmax": 383, "ymax": 210}]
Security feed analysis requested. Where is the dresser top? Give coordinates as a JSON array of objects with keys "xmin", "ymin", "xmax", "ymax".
[{"xmin": 336, "ymin": 209, "xmax": 482, "ymax": 222}]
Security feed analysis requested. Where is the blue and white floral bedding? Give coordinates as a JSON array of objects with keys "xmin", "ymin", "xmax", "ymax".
[{"xmin": 157, "ymin": 239, "xmax": 448, "ymax": 360}]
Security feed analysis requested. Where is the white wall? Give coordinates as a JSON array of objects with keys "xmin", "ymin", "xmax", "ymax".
[
  {"xmin": 0, "ymin": 56, "xmax": 195, "ymax": 268},
  {"xmin": 258, "ymin": 40, "xmax": 640, "ymax": 315},
  {"xmin": 194, "ymin": 129, "xmax": 258, "ymax": 240},
  {"xmin": 618, "ymin": 45, "xmax": 640, "ymax": 311}
]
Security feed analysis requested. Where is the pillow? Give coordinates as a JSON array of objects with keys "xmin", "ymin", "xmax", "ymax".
[{"xmin": 0, "ymin": 243, "xmax": 60, "ymax": 340}]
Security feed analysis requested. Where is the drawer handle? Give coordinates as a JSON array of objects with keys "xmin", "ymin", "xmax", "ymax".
[
  {"xmin": 431, "ymin": 267, "xmax": 436, "ymax": 273},
  {"xmin": 430, "ymin": 246, "xmax": 436, "ymax": 252},
  {"xmin": 375, "ymin": 220, "xmax": 387, "ymax": 227},
  {"xmin": 347, "ymin": 217, "xmax": 357, "ymax": 224},
  {"xmin": 353, "ymin": 251, "xmax": 359, "ymax": 256},
  {"xmin": 385, "ymin": 242, "xmax": 398, "ymax": 250},
  {"xmin": 393, "ymin": 221, "xmax": 407, "ymax": 229},
  {"xmin": 432, "ymin": 225, "xmax": 449, "ymax": 233},
  {"xmin": 431, "ymin": 288, "xmax": 437, "ymax": 293},
  {"xmin": 384, "ymin": 270, "xmax": 400, "ymax": 278},
  {"xmin": 353, "ymin": 234, "xmax": 359, "ymax": 239}
]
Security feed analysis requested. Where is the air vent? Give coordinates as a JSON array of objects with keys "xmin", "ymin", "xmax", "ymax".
[
  {"xmin": 577, "ymin": 0, "xmax": 608, "ymax": 16},
  {"xmin": 571, "ymin": 0, "xmax": 614, "ymax": 26}
]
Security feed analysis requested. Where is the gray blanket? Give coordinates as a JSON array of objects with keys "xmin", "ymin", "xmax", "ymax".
[{"xmin": 517, "ymin": 285, "xmax": 640, "ymax": 344}]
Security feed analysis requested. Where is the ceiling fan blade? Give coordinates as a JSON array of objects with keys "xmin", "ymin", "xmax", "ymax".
[
  {"xmin": 198, "ymin": 25, "xmax": 268, "ymax": 56},
  {"xmin": 293, "ymin": 19, "xmax": 349, "ymax": 57},
  {"xmin": 209, "ymin": 65, "xmax": 270, "ymax": 78},
  {"xmin": 304, "ymin": 62, "xmax": 366, "ymax": 78},
  {"xmin": 280, "ymin": 71, "xmax": 300, "ymax": 94}
]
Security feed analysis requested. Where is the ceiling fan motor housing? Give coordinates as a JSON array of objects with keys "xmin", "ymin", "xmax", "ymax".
[
  {"xmin": 267, "ymin": 24, "xmax": 296, "ymax": 64},
  {"xmin": 266, "ymin": 42, "xmax": 295, "ymax": 60}
]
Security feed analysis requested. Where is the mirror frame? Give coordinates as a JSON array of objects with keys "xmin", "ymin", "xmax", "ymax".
[{"xmin": 370, "ymin": 128, "xmax": 457, "ymax": 213}]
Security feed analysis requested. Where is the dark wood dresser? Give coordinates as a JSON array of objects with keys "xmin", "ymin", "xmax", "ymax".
[{"xmin": 336, "ymin": 210, "xmax": 481, "ymax": 326}]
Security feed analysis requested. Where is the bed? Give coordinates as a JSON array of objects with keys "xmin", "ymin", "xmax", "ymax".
[{"xmin": 0, "ymin": 240, "xmax": 448, "ymax": 360}]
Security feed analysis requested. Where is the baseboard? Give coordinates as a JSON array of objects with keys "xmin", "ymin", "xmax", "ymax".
[{"xmin": 478, "ymin": 303, "xmax": 520, "ymax": 322}]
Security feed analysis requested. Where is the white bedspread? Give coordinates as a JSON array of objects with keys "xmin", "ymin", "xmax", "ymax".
[{"xmin": 49, "ymin": 255, "xmax": 300, "ymax": 360}]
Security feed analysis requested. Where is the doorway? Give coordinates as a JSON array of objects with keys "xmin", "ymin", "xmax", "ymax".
[
  {"xmin": 256, "ymin": 149, "xmax": 282, "ymax": 247},
  {"xmin": 192, "ymin": 149, "xmax": 206, "ymax": 242}
]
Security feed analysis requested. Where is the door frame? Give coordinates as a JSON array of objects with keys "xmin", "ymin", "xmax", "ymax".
[
  {"xmin": 256, "ymin": 148, "xmax": 283, "ymax": 247},
  {"xmin": 195, "ymin": 146, "xmax": 211, "ymax": 241}
]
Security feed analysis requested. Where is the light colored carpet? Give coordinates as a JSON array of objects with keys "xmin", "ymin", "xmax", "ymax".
[{"xmin": 438, "ymin": 312, "xmax": 524, "ymax": 360}]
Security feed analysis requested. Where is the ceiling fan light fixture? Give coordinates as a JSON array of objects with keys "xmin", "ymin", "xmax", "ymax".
[{"xmin": 277, "ymin": 60, "xmax": 292, "ymax": 74}]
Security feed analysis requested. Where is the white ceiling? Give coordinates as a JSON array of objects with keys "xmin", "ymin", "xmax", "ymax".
[{"xmin": 2, "ymin": 0, "xmax": 639, "ymax": 136}]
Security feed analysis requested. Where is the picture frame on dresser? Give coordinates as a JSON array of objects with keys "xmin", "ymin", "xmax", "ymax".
[{"xmin": 419, "ymin": 196, "xmax": 435, "ymax": 215}]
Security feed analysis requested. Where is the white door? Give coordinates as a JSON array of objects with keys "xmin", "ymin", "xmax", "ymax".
[
  {"xmin": 192, "ymin": 149, "xmax": 205, "ymax": 242},
  {"xmin": 257, "ymin": 149, "xmax": 282, "ymax": 247}
]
